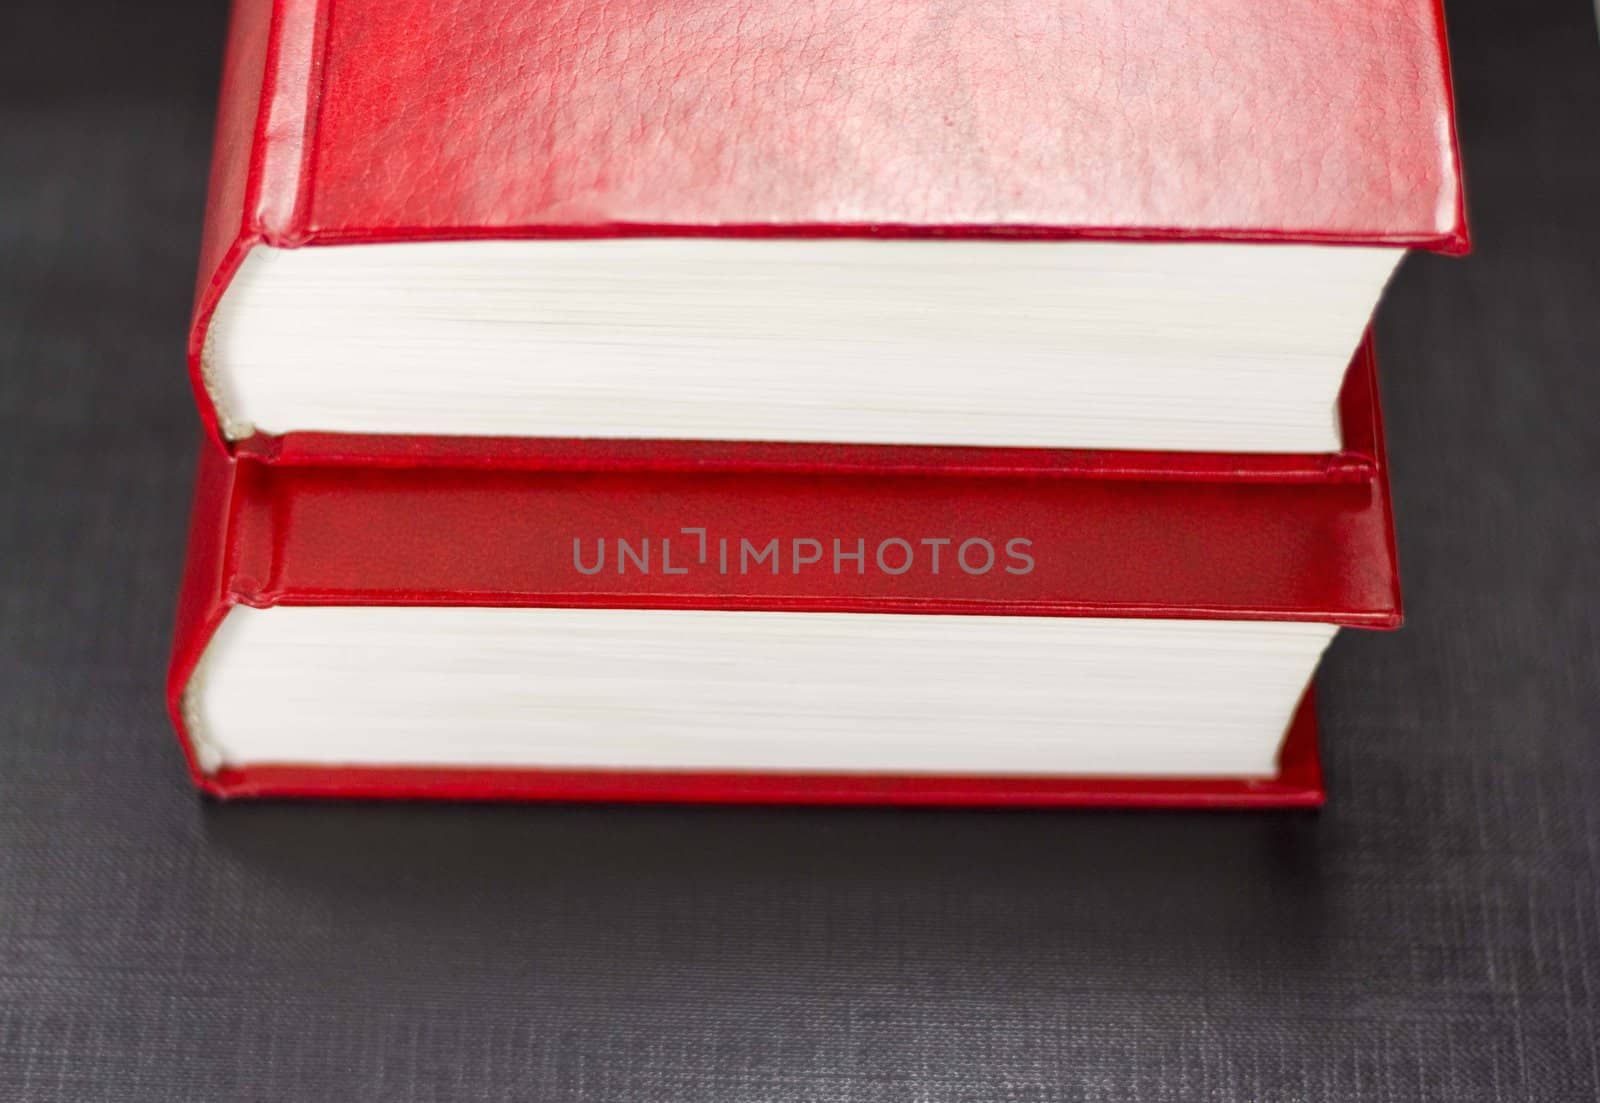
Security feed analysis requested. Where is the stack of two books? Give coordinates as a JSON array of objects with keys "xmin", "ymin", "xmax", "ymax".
[{"xmin": 170, "ymin": 0, "xmax": 1467, "ymax": 806}]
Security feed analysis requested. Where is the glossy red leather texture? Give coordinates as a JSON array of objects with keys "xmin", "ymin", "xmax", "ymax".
[
  {"xmin": 187, "ymin": 0, "xmax": 1470, "ymax": 450},
  {"xmin": 167, "ymin": 354, "xmax": 1401, "ymax": 805},
  {"xmin": 180, "ymin": 432, "xmax": 1402, "ymax": 624}
]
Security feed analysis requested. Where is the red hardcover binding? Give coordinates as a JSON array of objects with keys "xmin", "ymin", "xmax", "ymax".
[
  {"xmin": 187, "ymin": 0, "xmax": 1468, "ymax": 454},
  {"xmin": 167, "ymin": 347, "xmax": 1400, "ymax": 806}
]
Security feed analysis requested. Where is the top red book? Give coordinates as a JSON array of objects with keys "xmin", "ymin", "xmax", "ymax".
[{"xmin": 190, "ymin": 0, "xmax": 1467, "ymax": 457}]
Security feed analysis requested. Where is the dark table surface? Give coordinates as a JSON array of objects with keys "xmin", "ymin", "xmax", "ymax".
[{"xmin": 5, "ymin": 1, "xmax": 1600, "ymax": 1099}]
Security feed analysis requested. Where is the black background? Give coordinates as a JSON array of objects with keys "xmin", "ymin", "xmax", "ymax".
[{"xmin": 4, "ymin": 0, "xmax": 1600, "ymax": 1099}]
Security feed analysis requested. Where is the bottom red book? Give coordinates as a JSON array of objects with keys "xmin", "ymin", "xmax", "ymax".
[{"xmin": 168, "ymin": 367, "xmax": 1400, "ymax": 809}]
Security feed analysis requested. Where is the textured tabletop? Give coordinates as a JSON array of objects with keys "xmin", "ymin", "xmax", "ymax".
[{"xmin": 3, "ymin": 1, "xmax": 1599, "ymax": 1099}]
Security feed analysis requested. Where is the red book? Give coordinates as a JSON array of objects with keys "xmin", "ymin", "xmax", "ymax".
[
  {"xmin": 186, "ymin": 0, "xmax": 1467, "ymax": 463},
  {"xmin": 167, "ymin": 342, "xmax": 1400, "ymax": 807}
]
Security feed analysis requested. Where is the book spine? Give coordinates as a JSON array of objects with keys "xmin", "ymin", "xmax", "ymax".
[
  {"xmin": 166, "ymin": 439, "xmax": 242, "ymax": 796},
  {"xmin": 188, "ymin": 0, "xmax": 327, "ymax": 447},
  {"xmin": 167, "ymin": 455, "xmax": 1402, "ymax": 627}
]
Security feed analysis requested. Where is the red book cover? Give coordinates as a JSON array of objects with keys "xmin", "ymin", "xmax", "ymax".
[
  {"xmin": 167, "ymin": 344, "xmax": 1401, "ymax": 807},
  {"xmin": 187, "ymin": 0, "xmax": 1467, "ymax": 463}
]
